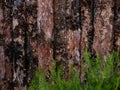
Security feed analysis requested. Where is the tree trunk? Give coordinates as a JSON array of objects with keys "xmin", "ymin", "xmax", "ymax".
[
  {"xmin": 93, "ymin": 0, "xmax": 114, "ymax": 58},
  {"xmin": 114, "ymin": 0, "xmax": 120, "ymax": 53},
  {"xmin": 0, "ymin": 0, "xmax": 119, "ymax": 89},
  {"xmin": 37, "ymin": 0, "xmax": 53, "ymax": 70},
  {"xmin": 54, "ymin": 0, "xmax": 81, "ymax": 79},
  {"xmin": 0, "ymin": 1, "xmax": 13, "ymax": 90}
]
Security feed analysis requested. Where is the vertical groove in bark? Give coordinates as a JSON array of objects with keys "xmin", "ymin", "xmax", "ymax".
[
  {"xmin": 66, "ymin": 0, "xmax": 81, "ymax": 65},
  {"xmin": 0, "ymin": 0, "xmax": 120, "ymax": 89},
  {"xmin": 54, "ymin": 0, "xmax": 66, "ymax": 65},
  {"xmin": 54, "ymin": 0, "xmax": 81, "ymax": 78},
  {"xmin": 91, "ymin": 0, "xmax": 95, "ymax": 55},
  {"xmin": 12, "ymin": 0, "xmax": 26, "ymax": 89},
  {"xmin": 80, "ymin": 0, "xmax": 95, "ymax": 82},
  {"xmin": 53, "ymin": 1, "xmax": 65, "ymax": 79},
  {"xmin": 54, "ymin": 0, "xmax": 69, "ymax": 78},
  {"xmin": 25, "ymin": 0, "xmax": 38, "ymax": 85},
  {"xmin": 80, "ymin": 0, "xmax": 94, "ymax": 56},
  {"xmin": 37, "ymin": 0, "xmax": 53, "ymax": 70},
  {"xmin": 114, "ymin": 0, "xmax": 120, "ymax": 53},
  {"xmin": 66, "ymin": 0, "xmax": 81, "ymax": 79},
  {"xmin": 93, "ymin": 0, "xmax": 114, "ymax": 57}
]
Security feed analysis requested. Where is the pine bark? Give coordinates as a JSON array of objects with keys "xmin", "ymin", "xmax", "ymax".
[
  {"xmin": 37, "ymin": 0, "xmax": 53, "ymax": 70},
  {"xmin": 0, "ymin": 1, "xmax": 13, "ymax": 90},
  {"xmin": 54, "ymin": 0, "xmax": 81, "ymax": 78},
  {"xmin": 93, "ymin": 0, "xmax": 114, "ymax": 57},
  {"xmin": 114, "ymin": 0, "xmax": 120, "ymax": 53},
  {"xmin": 0, "ymin": 0, "xmax": 119, "ymax": 89}
]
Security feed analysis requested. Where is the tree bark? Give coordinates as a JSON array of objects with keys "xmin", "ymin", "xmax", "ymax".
[
  {"xmin": 0, "ymin": 0, "xmax": 119, "ymax": 89},
  {"xmin": 0, "ymin": 1, "xmax": 13, "ymax": 90},
  {"xmin": 54, "ymin": 0, "xmax": 81, "ymax": 79},
  {"xmin": 0, "ymin": 3, "xmax": 5, "ymax": 89},
  {"xmin": 25, "ymin": 0, "xmax": 38, "ymax": 85},
  {"xmin": 12, "ymin": 0, "xmax": 26, "ymax": 89},
  {"xmin": 37, "ymin": 0, "xmax": 53, "ymax": 70},
  {"xmin": 114, "ymin": 0, "xmax": 120, "ymax": 53},
  {"xmin": 93, "ymin": 0, "xmax": 114, "ymax": 57},
  {"xmin": 81, "ymin": 0, "xmax": 94, "ymax": 55}
]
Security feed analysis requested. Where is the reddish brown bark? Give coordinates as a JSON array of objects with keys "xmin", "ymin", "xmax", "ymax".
[
  {"xmin": 66, "ymin": 0, "xmax": 81, "ymax": 65},
  {"xmin": 37, "ymin": 0, "xmax": 53, "ymax": 69},
  {"xmin": 54, "ymin": 0, "xmax": 81, "ymax": 79},
  {"xmin": 93, "ymin": 0, "xmax": 114, "ymax": 57},
  {"xmin": 0, "ymin": 3, "xmax": 5, "ymax": 89},
  {"xmin": 81, "ymin": 0, "xmax": 94, "ymax": 54},
  {"xmin": 0, "ymin": 0, "xmax": 119, "ymax": 89},
  {"xmin": 0, "ymin": 1, "xmax": 13, "ymax": 90}
]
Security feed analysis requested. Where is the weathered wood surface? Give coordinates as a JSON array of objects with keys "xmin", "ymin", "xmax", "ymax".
[{"xmin": 0, "ymin": 0, "xmax": 120, "ymax": 90}]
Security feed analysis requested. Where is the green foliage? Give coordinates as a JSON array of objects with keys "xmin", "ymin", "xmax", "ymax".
[{"xmin": 27, "ymin": 50, "xmax": 120, "ymax": 90}]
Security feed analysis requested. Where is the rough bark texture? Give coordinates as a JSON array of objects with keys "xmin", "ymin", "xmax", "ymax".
[
  {"xmin": 0, "ymin": 1, "xmax": 13, "ymax": 90},
  {"xmin": 12, "ymin": 0, "xmax": 38, "ymax": 89},
  {"xmin": 12, "ymin": 1, "xmax": 26, "ymax": 89},
  {"xmin": 81, "ymin": 0, "xmax": 93, "ymax": 54},
  {"xmin": 0, "ymin": 0, "xmax": 120, "ymax": 90},
  {"xmin": 93, "ymin": 0, "xmax": 114, "ymax": 57},
  {"xmin": 25, "ymin": 0, "xmax": 38, "ymax": 85},
  {"xmin": 114, "ymin": 0, "xmax": 120, "ymax": 53},
  {"xmin": 0, "ymin": 3, "xmax": 5, "ymax": 89},
  {"xmin": 54, "ymin": 0, "xmax": 81, "ymax": 79},
  {"xmin": 80, "ymin": 0, "xmax": 94, "ymax": 82},
  {"xmin": 37, "ymin": 0, "xmax": 53, "ymax": 71}
]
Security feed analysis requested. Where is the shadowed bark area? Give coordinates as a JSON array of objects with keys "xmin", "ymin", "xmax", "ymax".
[
  {"xmin": 93, "ymin": 0, "xmax": 114, "ymax": 57},
  {"xmin": 81, "ymin": 0, "xmax": 94, "ymax": 55},
  {"xmin": 114, "ymin": 0, "xmax": 120, "ymax": 54},
  {"xmin": 25, "ymin": 0, "xmax": 38, "ymax": 85},
  {"xmin": 65, "ymin": 0, "xmax": 81, "ymax": 66},
  {"xmin": 0, "ymin": 1, "xmax": 13, "ymax": 90},
  {"xmin": 54, "ymin": 0, "xmax": 81, "ymax": 79},
  {"xmin": 12, "ymin": 1, "xmax": 26, "ymax": 89},
  {"xmin": 80, "ymin": 0, "xmax": 95, "ymax": 82},
  {"xmin": 0, "ymin": 0, "xmax": 38, "ymax": 90},
  {"xmin": 0, "ymin": 2, "xmax": 5, "ymax": 89},
  {"xmin": 12, "ymin": 0, "xmax": 38, "ymax": 89}
]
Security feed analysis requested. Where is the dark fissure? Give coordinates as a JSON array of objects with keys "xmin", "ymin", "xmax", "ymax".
[
  {"xmin": 114, "ymin": 0, "xmax": 120, "ymax": 53},
  {"xmin": 89, "ymin": 0, "xmax": 95, "ymax": 55}
]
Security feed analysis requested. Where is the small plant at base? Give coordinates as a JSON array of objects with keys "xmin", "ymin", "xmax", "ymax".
[{"xmin": 27, "ymin": 50, "xmax": 120, "ymax": 90}]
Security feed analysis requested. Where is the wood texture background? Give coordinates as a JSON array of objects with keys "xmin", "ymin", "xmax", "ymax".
[{"xmin": 0, "ymin": 0, "xmax": 120, "ymax": 90}]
